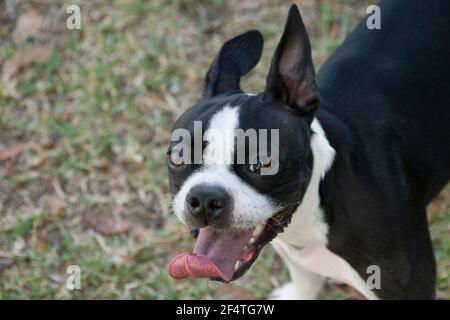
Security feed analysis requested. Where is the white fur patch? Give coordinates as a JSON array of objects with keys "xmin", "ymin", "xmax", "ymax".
[
  {"xmin": 272, "ymin": 240, "xmax": 379, "ymax": 300},
  {"xmin": 268, "ymin": 283, "xmax": 298, "ymax": 300},
  {"xmin": 277, "ymin": 118, "xmax": 335, "ymax": 247},
  {"xmin": 203, "ymin": 105, "xmax": 238, "ymax": 166},
  {"xmin": 172, "ymin": 105, "xmax": 279, "ymax": 228},
  {"xmin": 270, "ymin": 241, "xmax": 325, "ymax": 299}
]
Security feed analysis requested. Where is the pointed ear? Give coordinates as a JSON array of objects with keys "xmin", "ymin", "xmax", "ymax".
[
  {"xmin": 265, "ymin": 5, "xmax": 319, "ymax": 118},
  {"xmin": 204, "ymin": 30, "xmax": 263, "ymax": 97}
]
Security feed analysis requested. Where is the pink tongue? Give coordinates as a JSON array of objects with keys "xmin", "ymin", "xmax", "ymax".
[{"xmin": 168, "ymin": 226, "xmax": 254, "ymax": 281}]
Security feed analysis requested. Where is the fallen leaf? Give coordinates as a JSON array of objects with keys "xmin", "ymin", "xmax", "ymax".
[
  {"xmin": 36, "ymin": 239, "xmax": 47, "ymax": 252},
  {"xmin": 330, "ymin": 21, "xmax": 340, "ymax": 39},
  {"xmin": 3, "ymin": 160, "xmax": 15, "ymax": 177},
  {"xmin": 12, "ymin": 9, "xmax": 45, "ymax": 42},
  {"xmin": 0, "ymin": 141, "xmax": 32, "ymax": 162},
  {"xmin": 85, "ymin": 212, "xmax": 131, "ymax": 236},
  {"xmin": 48, "ymin": 196, "xmax": 67, "ymax": 218},
  {"xmin": 2, "ymin": 44, "xmax": 53, "ymax": 80},
  {"xmin": 2, "ymin": 43, "xmax": 53, "ymax": 97}
]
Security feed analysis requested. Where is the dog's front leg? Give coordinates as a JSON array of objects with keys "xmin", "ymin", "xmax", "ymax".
[{"xmin": 269, "ymin": 240, "xmax": 325, "ymax": 300}]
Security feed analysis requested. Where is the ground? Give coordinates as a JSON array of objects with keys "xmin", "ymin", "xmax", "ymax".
[{"xmin": 0, "ymin": 0, "xmax": 449, "ymax": 299}]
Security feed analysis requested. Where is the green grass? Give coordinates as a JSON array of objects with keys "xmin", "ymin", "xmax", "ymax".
[{"xmin": 0, "ymin": 0, "xmax": 449, "ymax": 300}]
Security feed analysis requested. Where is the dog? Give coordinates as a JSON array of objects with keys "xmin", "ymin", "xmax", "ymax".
[{"xmin": 166, "ymin": 0, "xmax": 450, "ymax": 299}]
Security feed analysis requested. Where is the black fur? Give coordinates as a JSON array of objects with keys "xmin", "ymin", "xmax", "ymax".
[
  {"xmin": 203, "ymin": 30, "xmax": 263, "ymax": 97},
  {"xmin": 317, "ymin": 0, "xmax": 450, "ymax": 299},
  {"xmin": 265, "ymin": 5, "xmax": 319, "ymax": 119}
]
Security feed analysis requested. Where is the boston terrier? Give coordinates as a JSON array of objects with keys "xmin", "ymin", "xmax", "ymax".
[{"xmin": 166, "ymin": 0, "xmax": 450, "ymax": 299}]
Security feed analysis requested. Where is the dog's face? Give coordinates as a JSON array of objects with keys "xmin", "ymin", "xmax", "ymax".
[
  {"xmin": 168, "ymin": 5, "xmax": 320, "ymax": 282},
  {"xmin": 169, "ymin": 93, "xmax": 314, "ymax": 229}
]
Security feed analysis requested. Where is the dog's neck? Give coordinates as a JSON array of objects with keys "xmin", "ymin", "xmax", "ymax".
[{"xmin": 277, "ymin": 118, "xmax": 336, "ymax": 248}]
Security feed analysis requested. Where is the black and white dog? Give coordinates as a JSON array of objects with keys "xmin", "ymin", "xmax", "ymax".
[{"xmin": 167, "ymin": 0, "xmax": 450, "ymax": 299}]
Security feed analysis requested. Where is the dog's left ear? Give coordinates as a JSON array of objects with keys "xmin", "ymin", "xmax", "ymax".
[
  {"xmin": 265, "ymin": 5, "xmax": 319, "ymax": 118},
  {"xmin": 204, "ymin": 30, "xmax": 264, "ymax": 97}
]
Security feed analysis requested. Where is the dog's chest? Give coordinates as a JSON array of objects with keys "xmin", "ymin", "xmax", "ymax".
[
  {"xmin": 274, "ymin": 208, "xmax": 377, "ymax": 300},
  {"xmin": 275, "ymin": 119, "xmax": 335, "ymax": 247},
  {"xmin": 271, "ymin": 118, "xmax": 377, "ymax": 299},
  {"xmin": 277, "ymin": 206, "xmax": 328, "ymax": 247}
]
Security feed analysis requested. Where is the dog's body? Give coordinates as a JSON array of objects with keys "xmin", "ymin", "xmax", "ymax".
[
  {"xmin": 272, "ymin": 0, "xmax": 450, "ymax": 300},
  {"xmin": 167, "ymin": 0, "xmax": 450, "ymax": 299}
]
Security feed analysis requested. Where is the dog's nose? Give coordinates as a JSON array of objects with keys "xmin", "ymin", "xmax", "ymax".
[{"xmin": 186, "ymin": 185, "xmax": 230, "ymax": 225}]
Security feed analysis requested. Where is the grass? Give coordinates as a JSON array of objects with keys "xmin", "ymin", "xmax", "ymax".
[{"xmin": 0, "ymin": 0, "xmax": 449, "ymax": 299}]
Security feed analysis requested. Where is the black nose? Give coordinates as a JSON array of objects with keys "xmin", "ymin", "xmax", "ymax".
[{"xmin": 186, "ymin": 185, "xmax": 230, "ymax": 225}]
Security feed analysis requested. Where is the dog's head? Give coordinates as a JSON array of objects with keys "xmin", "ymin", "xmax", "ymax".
[{"xmin": 167, "ymin": 5, "xmax": 320, "ymax": 282}]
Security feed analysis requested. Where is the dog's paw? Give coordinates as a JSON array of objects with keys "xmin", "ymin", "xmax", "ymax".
[{"xmin": 268, "ymin": 283, "xmax": 298, "ymax": 300}]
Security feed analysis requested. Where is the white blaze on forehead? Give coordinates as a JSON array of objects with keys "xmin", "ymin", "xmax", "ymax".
[{"xmin": 203, "ymin": 105, "xmax": 239, "ymax": 166}]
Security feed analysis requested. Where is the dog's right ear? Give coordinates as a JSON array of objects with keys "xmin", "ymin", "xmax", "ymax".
[
  {"xmin": 265, "ymin": 5, "xmax": 319, "ymax": 119},
  {"xmin": 203, "ymin": 30, "xmax": 263, "ymax": 97}
]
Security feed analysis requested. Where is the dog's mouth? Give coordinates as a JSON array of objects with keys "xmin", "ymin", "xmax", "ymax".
[{"xmin": 168, "ymin": 202, "xmax": 298, "ymax": 282}]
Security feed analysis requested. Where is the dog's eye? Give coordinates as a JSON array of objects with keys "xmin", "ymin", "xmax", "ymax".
[{"xmin": 248, "ymin": 159, "xmax": 271, "ymax": 174}]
